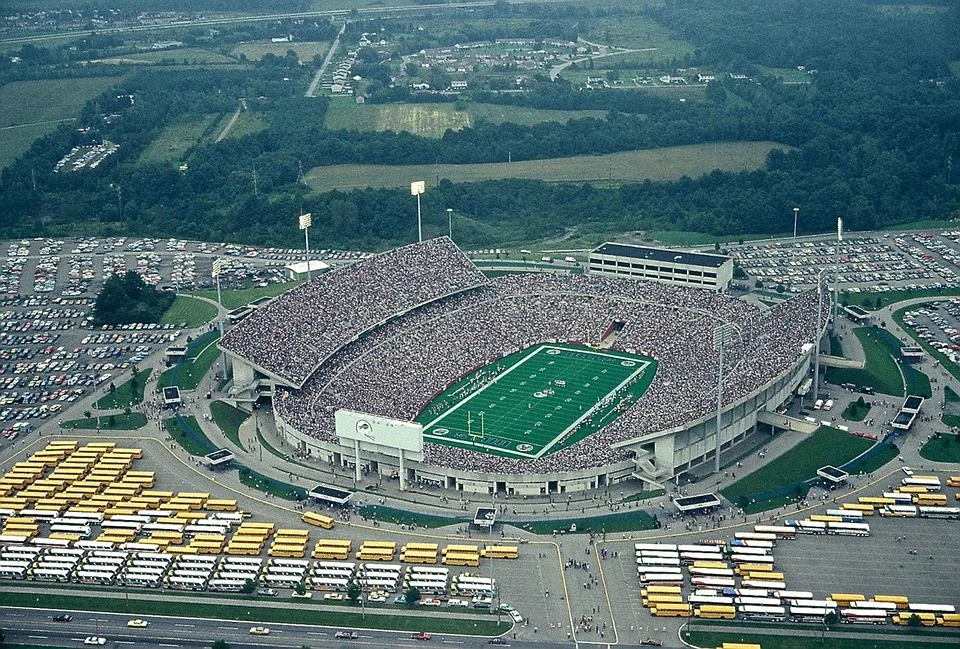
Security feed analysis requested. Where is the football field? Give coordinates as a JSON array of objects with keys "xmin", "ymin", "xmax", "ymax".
[{"xmin": 416, "ymin": 343, "xmax": 656, "ymax": 459}]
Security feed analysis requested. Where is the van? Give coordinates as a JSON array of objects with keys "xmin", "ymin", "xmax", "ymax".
[
  {"xmin": 472, "ymin": 596, "xmax": 492, "ymax": 609},
  {"xmin": 563, "ymin": 256, "xmax": 577, "ymax": 263},
  {"xmin": 823, "ymin": 400, "xmax": 834, "ymax": 411},
  {"xmin": 541, "ymin": 256, "xmax": 553, "ymax": 263},
  {"xmin": 813, "ymin": 399, "xmax": 823, "ymax": 410}
]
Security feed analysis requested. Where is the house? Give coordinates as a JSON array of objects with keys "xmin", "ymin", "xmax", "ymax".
[{"xmin": 450, "ymin": 80, "xmax": 468, "ymax": 90}]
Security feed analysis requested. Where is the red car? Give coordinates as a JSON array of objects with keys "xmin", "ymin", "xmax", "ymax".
[{"xmin": 411, "ymin": 633, "xmax": 432, "ymax": 641}]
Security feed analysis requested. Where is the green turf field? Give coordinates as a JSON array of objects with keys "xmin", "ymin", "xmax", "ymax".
[{"xmin": 416, "ymin": 343, "xmax": 656, "ymax": 459}]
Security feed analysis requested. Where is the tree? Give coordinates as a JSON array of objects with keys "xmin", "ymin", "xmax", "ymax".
[
  {"xmin": 824, "ymin": 611, "xmax": 839, "ymax": 626},
  {"xmin": 212, "ymin": 641, "xmax": 230, "ymax": 649},
  {"xmin": 347, "ymin": 581, "xmax": 362, "ymax": 602},
  {"xmin": 403, "ymin": 586, "xmax": 421, "ymax": 605},
  {"xmin": 83, "ymin": 410, "xmax": 91, "ymax": 419},
  {"xmin": 755, "ymin": 279, "xmax": 763, "ymax": 289},
  {"xmin": 241, "ymin": 579, "xmax": 255, "ymax": 594},
  {"xmin": 907, "ymin": 613, "xmax": 922, "ymax": 627},
  {"xmin": 294, "ymin": 582, "xmax": 307, "ymax": 596},
  {"xmin": 776, "ymin": 284, "xmax": 786, "ymax": 294}
]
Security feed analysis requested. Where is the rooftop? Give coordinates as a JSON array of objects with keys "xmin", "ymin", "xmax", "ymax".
[{"xmin": 592, "ymin": 242, "xmax": 729, "ymax": 268}]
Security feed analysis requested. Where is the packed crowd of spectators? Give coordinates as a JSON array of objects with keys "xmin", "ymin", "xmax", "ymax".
[
  {"xmin": 219, "ymin": 237, "xmax": 486, "ymax": 386},
  {"xmin": 264, "ymin": 262, "xmax": 826, "ymax": 475}
]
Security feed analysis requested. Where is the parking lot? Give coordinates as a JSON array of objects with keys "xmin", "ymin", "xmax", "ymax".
[{"xmin": 732, "ymin": 230, "xmax": 960, "ymax": 294}]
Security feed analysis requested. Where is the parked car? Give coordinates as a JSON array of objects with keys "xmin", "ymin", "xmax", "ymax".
[{"xmin": 334, "ymin": 631, "xmax": 359, "ymax": 639}]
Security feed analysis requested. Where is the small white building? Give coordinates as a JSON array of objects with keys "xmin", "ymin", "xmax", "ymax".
[{"xmin": 284, "ymin": 260, "xmax": 330, "ymax": 282}]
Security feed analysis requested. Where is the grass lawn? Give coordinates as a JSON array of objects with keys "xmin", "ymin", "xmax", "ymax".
[
  {"xmin": 645, "ymin": 231, "xmax": 788, "ymax": 247},
  {"xmin": 0, "ymin": 76, "xmax": 121, "ymax": 170},
  {"xmin": 237, "ymin": 465, "xmax": 306, "ymax": 501},
  {"xmin": 516, "ymin": 509, "xmax": 655, "ymax": 535},
  {"xmin": 304, "ymin": 142, "xmax": 790, "ymax": 191},
  {"xmin": 947, "ymin": 386, "xmax": 960, "ymax": 403},
  {"xmin": 0, "ymin": 589, "xmax": 502, "ymax": 635},
  {"xmin": 221, "ymin": 109, "xmax": 269, "ymax": 140},
  {"xmin": 358, "ymin": 504, "xmax": 466, "ymax": 529},
  {"xmin": 722, "ymin": 426, "xmax": 874, "ymax": 508},
  {"xmin": 160, "ymin": 295, "xmax": 218, "ymax": 327},
  {"xmin": 139, "ymin": 113, "xmax": 222, "ymax": 164},
  {"xmin": 944, "ymin": 414, "xmax": 960, "ymax": 428},
  {"xmin": 841, "ymin": 399, "xmax": 870, "ymax": 422},
  {"xmin": 844, "ymin": 442, "xmax": 899, "ymax": 475},
  {"xmin": 94, "ymin": 368, "xmax": 152, "ymax": 410},
  {"xmin": 210, "ymin": 400, "xmax": 249, "ymax": 450},
  {"xmin": 622, "ymin": 489, "xmax": 665, "ymax": 503},
  {"xmin": 416, "ymin": 343, "xmax": 656, "ymax": 459},
  {"xmin": 62, "ymin": 412, "xmax": 147, "ymax": 430},
  {"xmin": 826, "ymin": 327, "xmax": 904, "ymax": 397},
  {"xmin": 159, "ymin": 330, "xmax": 221, "ymax": 390},
  {"xmin": 164, "ymin": 414, "xmax": 218, "ymax": 456},
  {"xmin": 687, "ymin": 629, "xmax": 952, "ymax": 649},
  {"xmin": 919, "ymin": 433, "xmax": 960, "ymax": 463},
  {"xmin": 190, "ymin": 281, "xmax": 297, "ymax": 310}
]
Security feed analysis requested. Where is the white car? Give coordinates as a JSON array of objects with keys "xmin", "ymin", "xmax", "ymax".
[
  {"xmin": 249, "ymin": 627, "xmax": 270, "ymax": 636},
  {"xmin": 84, "ymin": 638, "xmax": 107, "ymax": 646},
  {"xmin": 509, "ymin": 610, "xmax": 524, "ymax": 623},
  {"xmin": 127, "ymin": 619, "xmax": 149, "ymax": 628}
]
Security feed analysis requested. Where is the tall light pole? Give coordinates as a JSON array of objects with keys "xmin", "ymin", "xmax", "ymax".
[
  {"xmin": 298, "ymin": 212, "xmax": 313, "ymax": 282},
  {"xmin": 813, "ymin": 268, "xmax": 828, "ymax": 401},
  {"xmin": 212, "ymin": 258, "xmax": 226, "ymax": 381},
  {"xmin": 446, "ymin": 208, "xmax": 453, "ymax": 241},
  {"xmin": 713, "ymin": 322, "xmax": 737, "ymax": 473},
  {"xmin": 411, "ymin": 181, "xmax": 425, "ymax": 242},
  {"xmin": 834, "ymin": 218, "xmax": 842, "ymax": 326},
  {"xmin": 793, "ymin": 207, "xmax": 799, "ymax": 240}
]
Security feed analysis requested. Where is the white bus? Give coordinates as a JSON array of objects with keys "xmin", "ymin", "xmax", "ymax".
[
  {"xmin": 407, "ymin": 566, "xmax": 449, "ymax": 578},
  {"xmin": 0, "ymin": 564, "xmax": 28, "ymax": 579},
  {"xmin": 174, "ymin": 556, "xmax": 218, "ymax": 567},
  {"xmin": 50, "ymin": 524, "xmax": 91, "ymax": 537},
  {"xmin": 313, "ymin": 560, "xmax": 356, "ymax": 572},
  {"xmin": 265, "ymin": 566, "xmax": 307, "ymax": 578},
  {"xmin": 33, "ymin": 536, "xmax": 75, "ymax": 547},
  {"xmin": 221, "ymin": 557, "xmax": 263, "ymax": 569},
  {"xmin": 108, "ymin": 515, "xmax": 152, "ymax": 525},
  {"xmin": 84, "ymin": 556, "xmax": 126, "ymax": 568},
  {"xmin": 143, "ymin": 523, "xmax": 185, "ymax": 533},
  {"xmin": 881, "ymin": 505, "xmax": 918, "ymax": 518},
  {"xmin": 738, "ymin": 604, "xmax": 786, "ymax": 621},
  {"xmin": 919, "ymin": 506, "xmax": 960, "ymax": 519},
  {"xmin": 47, "ymin": 548, "xmax": 87, "ymax": 559},
  {"xmin": 63, "ymin": 511, "xmax": 104, "ymax": 524},
  {"xmin": 306, "ymin": 576, "xmax": 351, "ymax": 591},
  {"xmin": 776, "ymin": 591, "xmax": 813, "ymax": 601},
  {"xmin": 635, "ymin": 543, "xmax": 677, "ymax": 552},
  {"xmin": 691, "ymin": 577, "xmax": 736, "ymax": 589},
  {"xmin": 790, "ymin": 606, "xmax": 835, "ymax": 622},
  {"xmin": 826, "ymin": 522, "xmax": 871, "ymax": 537},
  {"xmin": 637, "ymin": 549, "xmax": 681, "ymax": 559},
  {"xmin": 636, "ymin": 556, "xmax": 681, "ymax": 567},
  {"xmin": 121, "ymin": 571, "xmax": 163, "ymax": 588},
  {"xmin": 908, "ymin": 603, "xmax": 956, "ymax": 614},
  {"xmin": 731, "ymin": 554, "xmax": 774, "ymax": 565},
  {"xmin": 261, "ymin": 574, "xmax": 304, "ymax": 588},
  {"xmin": 404, "ymin": 579, "xmax": 447, "ymax": 595},
  {"xmin": 76, "ymin": 541, "xmax": 116, "ymax": 551},
  {"xmin": 840, "ymin": 608, "xmax": 888, "ymax": 624},
  {"xmin": 166, "ymin": 575, "xmax": 208, "ymax": 591},
  {"xmin": 901, "ymin": 477, "xmax": 941, "ymax": 491},
  {"xmin": 124, "ymin": 565, "xmax": 166, "ymax": 578},
  {"xmin": 208, "ymin": 578, "xmax": 247, "ymax": 592},
  {"xmin": 751, "ymin": 526, "xmax": 795, "ymax": 540},
  {"xmin": 796, "ymin": 520, "xmax": 827, "ymax": 534},
  {"xmin": 640, "ymin": 573, "xmax": 685, "ymax": 586},
  {"xmin": 134, "ymin": 552, "xmax": 173, "ymax": 564},
  {"xmin": 75, "ymin": 569, "xmax": 117, "ymax": 585},
  {"xmin": 216, "ymin": 571, "xmax": 259, "ymax": 582},
  {"xmin": 268, "ymin": 558, "xmax": 311, "ymax": 569},
  {"xmin": 30, "ymin": 567, "xmax": 72, "ymax": 582},
  {"xmin": 168, "ymin": 569, "xmax": 213, "ymax": 580},
  {"xmin": 727, "ymin": 546, "xmax": 769, "ymax": 556},
  {"xmin": 688, "ymin": 594, "xmax": 734, "ymax": 605},
  {"xmin": 101, "ymin": 520, "xmax": 142, "ymax": 533},
  {"xmin": 689, "ymin": 567, "xmax": 734, "ymax": 577},
  {"xmin": 736, "ymin": 597, "xmax": 783, "ymax": 607}
]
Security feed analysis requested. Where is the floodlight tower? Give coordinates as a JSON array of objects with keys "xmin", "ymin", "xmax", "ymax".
[
  {"xmin": 793, "ymin": 207, "xmax": 800, "ymax": 240},
  {"xmin": 411, "ymin": 181, "xmax": 425, "ymax": 242},
  {"xmin": 713, "ymin": 322, "xmax": 737, "ymax": 474},
  {"xmin": 447, "ymin": 208, "xmax": 453, "ymax": 241},
  {"xmin": 834, "ymin": 218, "xmax": 842, "ymax": 326},
  {"xmin": 813, "ymin": 268, "xmax": 828, "ymax": 400},
  {"xmin": 299, "ymin": 212, "xmax": 313, "ymax": 282}
]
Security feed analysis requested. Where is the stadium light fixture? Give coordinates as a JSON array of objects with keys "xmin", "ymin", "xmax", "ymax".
[
  {"xmin": 713, "ymin": 322, "xmax": 737, "ymax": 474},
  {"xmin": 793, "ymin": 207, "xmax": 800, "ymax": 240},
  {"xmin": 447, "ymin": 208, "xmax": 453, "ymax": 241},
  {"xmin": 411, "ymin": 181, "xmax": 425, "ymax": 242},
  {"xmin": 812, "ymin": 268, "xmax": 828, "ymax": 402},
  {"xmin": 298, "ymin": 212, "xmax": 313, "ymax": 282}
]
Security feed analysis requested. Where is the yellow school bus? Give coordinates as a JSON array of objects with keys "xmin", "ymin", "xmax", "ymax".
[
  {"xmin": 840, "ymin": 503, "xmax": 874, "ymax": 515},
  {"xmin": 301, "ymin": 512, "xmax": 335, "ymax": 529},
  {"xmin": 872, "ymin": 595, "xmax": 908, "ymax": 609},
  {"xmin": 205, "ymin": 499, "xmax": 238, "ymax": 512},
  {"xmin": 480, "ymin": 545, "xmax": 519, "ymax": 559},
  {"xmin": 649, "ymin": 603, "xmax": 692, "ymax": 617},
  {"xmin": 893, "ymin": 612, "xmax": 936, "ymax": 626},
  {"xmin": 695, "ymin": 605, "xmax": 736, "ymax": 620},
  {"xmin": 441, "ymin": 552, "xmax": 480, "ymax": 567}
]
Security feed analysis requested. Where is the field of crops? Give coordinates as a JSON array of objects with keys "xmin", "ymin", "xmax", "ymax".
[
  {"xmin": 100, "ymin": 48, "xmax": 238, "ymax": 65},
  {"xmin": 304, "ymin": 141, "xmax": 789, "ymax": 191},
  {"xmin": 324, "ymin": 101, "xmax": 611, "ymax": 136},
  {"xmin": 231, "ymin": 40, "xmax": 330, "ymax": 61}
]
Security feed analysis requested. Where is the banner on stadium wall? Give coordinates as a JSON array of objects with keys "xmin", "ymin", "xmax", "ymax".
[{"xmin": 335, "ymin": 409, "xmax": 424, "ymax": 461}]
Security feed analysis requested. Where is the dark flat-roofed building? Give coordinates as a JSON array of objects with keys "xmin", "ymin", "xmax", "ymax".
[{"xmin": 588, "ymin": 242, "xmax": 734, "ymax": 291}]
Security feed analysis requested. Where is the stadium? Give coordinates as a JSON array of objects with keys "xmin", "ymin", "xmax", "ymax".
[{"xmin": 220, "ymin": 238, "xmax": 826, "ymax": 495}]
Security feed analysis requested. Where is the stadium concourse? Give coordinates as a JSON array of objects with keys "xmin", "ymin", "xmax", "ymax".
[{"xmin": 221, "ymin": 238, "xmax": 827, "ymax": 494}]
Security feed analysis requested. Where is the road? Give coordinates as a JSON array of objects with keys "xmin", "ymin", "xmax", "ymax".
[
  {"xmin": 305, "ymin": 22, "xmax": 347, "ymax": 98},
  {"xmin": 4, "ymin": 607, "xmax": 613, "ymax": 649}
]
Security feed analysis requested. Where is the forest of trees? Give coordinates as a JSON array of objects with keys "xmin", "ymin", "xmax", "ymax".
[
  {"xmin": 0, "ymin": 0, "xmax": 958, "ymax": 249},
  {"xmin": 92, "ymin": 271, "xmax": 175, "ymax": 326}
]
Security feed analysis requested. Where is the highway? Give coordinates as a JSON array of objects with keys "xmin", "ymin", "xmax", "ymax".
[{"xmin": 3, "ymin": 607, "xmax": 527, "ymax": 649}]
